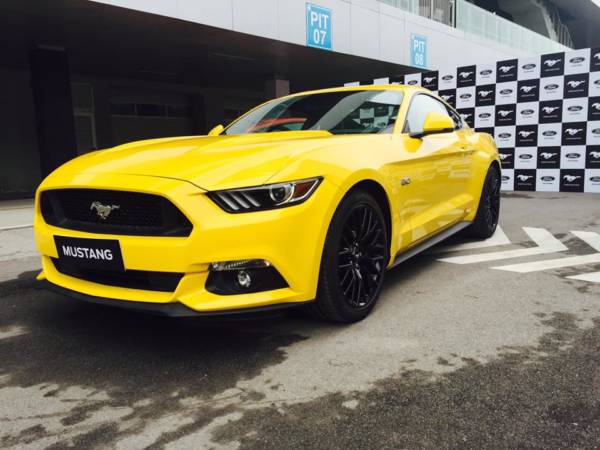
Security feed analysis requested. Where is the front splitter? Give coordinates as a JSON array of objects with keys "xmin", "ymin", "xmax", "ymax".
[{"xmin": 39, "ymin": 280, "xmax": 310, "ymax": 318}]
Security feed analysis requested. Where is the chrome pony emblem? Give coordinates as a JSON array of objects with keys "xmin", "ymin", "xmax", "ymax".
[{"xmin": 90, "ymin": 201, "xmax": 120, "ymax": 220}]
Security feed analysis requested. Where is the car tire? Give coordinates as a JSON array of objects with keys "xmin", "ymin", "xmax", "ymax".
[
  {"xmin": 466, "ymin": 165, "xmax": 501, "ymax": 240},
  {"xmin": 308, "ymin": 189, "xmax": 389, "ymax": 323}
]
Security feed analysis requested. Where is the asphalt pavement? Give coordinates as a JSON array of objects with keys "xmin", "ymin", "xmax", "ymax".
[{"xmin": 1, "ymin": 192, "xmax": 600, "ymax": 449}]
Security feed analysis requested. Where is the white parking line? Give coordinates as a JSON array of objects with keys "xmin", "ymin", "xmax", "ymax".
[
  {"xmin": 438, "ymin": 227, "xmax": 567, "ymax": 265},
  {"xmin": 0, "ymin": 224, "xmax": 33, "ymax": 232},
  {"xmin": 494, "ymin": 253, "xmax": 600, "ymax": 273},
  {"xmin": 571, "ymin": 231, "xmax": 600, "ymax": 252},
  {"xmin": 431, "ymin": 226, "xmax": 510, "ymax": 254},
  {"xmin": 567, "ymin": 272, "xmax": 600, "ymax": 283},
  {"xmin": 492, "ymin": 231, "xmax": 600, "ymax": 273}
]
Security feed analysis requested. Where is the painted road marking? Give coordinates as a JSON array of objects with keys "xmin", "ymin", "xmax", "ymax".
[
  {"xmin": 571, "ymin": 231, "xmax": 600, "ymax": 251},
  {"xmin": 438, "ymin": 227, "xmax": 567, "ymax": 265},
  {"xmin": 0, "ymin": 224, "xmax": 33, "ymax": 231},
  {"xmin": 494, "ymin": 253, "xmax": 600, "ymax": 273},
  {"xmin": 568, "ymin": 272, "xmax": 600, "ymax": 283},
  {"xmin": 493, "ymin": 231, "xmax": 600, "ymax": 273},
  {"xmin": 431, "ymin": 226, "xmax": 510, "ymax": 253}
]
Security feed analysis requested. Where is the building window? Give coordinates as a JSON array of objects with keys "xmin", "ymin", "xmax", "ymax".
[
  {"xmin": 109, "ymin": 101, "xmax": 191, "ymax": 118},
  {"xmin": 71, "ymin": 83, "xmax": 97, "ymax": 154}
]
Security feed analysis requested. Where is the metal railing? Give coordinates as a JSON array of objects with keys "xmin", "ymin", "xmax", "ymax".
[
  {"xmin": 379, "ymin": 0, "xmax": 454, "ymax": 26},
  {"xmin": 544, "ymin": 0, "xmax": 574, "ymax": 48},
  {"xmin": 377, "ymin": 0, "xmax": 570, "ymax": 54},
  {"xmin": 455, "ymin": 0, "xmax": 567, "ymax": 54}
]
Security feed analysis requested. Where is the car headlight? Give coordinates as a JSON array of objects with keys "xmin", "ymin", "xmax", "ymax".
[{"xmin": 207, "ymin": 177, "xmax": 323, "ymax": 213}]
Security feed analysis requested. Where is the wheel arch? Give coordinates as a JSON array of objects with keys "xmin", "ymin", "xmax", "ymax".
[
  {"xmin": 346, "ymin": 179, "xmax": 393, "ymax": 247},
  {"xmin": 465, "ymin": 156, "xmax": 502, "ymax": 222}
]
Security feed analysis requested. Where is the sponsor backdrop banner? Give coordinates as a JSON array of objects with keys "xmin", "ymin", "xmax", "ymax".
[{"xmin": 346, "ymin": 48, "xmax": 600, "ymax": 193}]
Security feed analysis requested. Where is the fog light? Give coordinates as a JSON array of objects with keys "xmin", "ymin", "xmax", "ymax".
[
  {"xmin": 209, "ymin": 259, "xmax": 271, "ymax": 271},
  {"xmin": 206, "ymin": 262, "xmax": 288, "ymax": 296},
  {"xmin": 237, "ymin": 270, "xmax": 252, "ymax": 289}
]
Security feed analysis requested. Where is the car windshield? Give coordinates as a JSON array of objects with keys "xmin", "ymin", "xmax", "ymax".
[{"xmin": 224, "ymin": 90, "xmax": 403, "ymax": 135}]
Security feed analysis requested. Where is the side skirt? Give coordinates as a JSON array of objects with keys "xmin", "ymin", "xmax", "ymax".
[{"xmin": 390, "ymin": 221, "xmax": 471, "ymax": 268}]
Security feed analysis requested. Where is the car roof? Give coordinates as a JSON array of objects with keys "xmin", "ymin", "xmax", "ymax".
[{"xmin": 281, "ymin": 84, "xmax": 427, "ymax": 99}]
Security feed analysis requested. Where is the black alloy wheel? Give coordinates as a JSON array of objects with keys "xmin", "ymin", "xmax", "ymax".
[
  {"xmin": 338, "ymin": 204, "xmax": 387, "ymax": 309},
  {"xmin": 467, "ymin": 166, "xmax": 501, "ymax": 239},
  {"xmin": 309, "ymin": 190, "xmax": 389, "ymax": 323},
  {"xmin": 483, "ymin": 169, "xmax": 501, "ymax": 230}
]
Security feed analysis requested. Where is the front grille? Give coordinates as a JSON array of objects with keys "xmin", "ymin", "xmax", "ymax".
[
  {"xmin": 41, "ymin": 189, "xmax": 192, "ymax": 236},
  {"xmin": 52, "ymin": 258, "xmax": 183, "ymax": 292}
]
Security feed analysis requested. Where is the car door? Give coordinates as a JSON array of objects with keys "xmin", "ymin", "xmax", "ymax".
[
  {"xmin": 445, "ymin": 102, "xmax": 476, "ymax": 200},
  {"xmin": 399, "ymin": 93, "xmax": 472, "ymax": 242}
]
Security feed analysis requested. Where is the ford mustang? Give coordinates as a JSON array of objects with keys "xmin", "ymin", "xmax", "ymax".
[{"xmin": 34, "ymin": 85, "xmax": 500, "ymax": 322}]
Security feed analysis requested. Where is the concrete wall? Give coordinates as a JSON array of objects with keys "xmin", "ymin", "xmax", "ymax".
[
  {"xmin": 92, "ymin": 0, "xmax": 544, "ymax": 70},
  {"xmin": 0, "ymin": 69, "xmax": 41, "ymax": 198}
]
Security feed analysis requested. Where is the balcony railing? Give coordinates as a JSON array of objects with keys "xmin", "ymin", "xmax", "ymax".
[
  {"xmin": 455, "ymin": 0, "xmax": 568, "ymax": 54},
  {"xmin": 377, "ymin": 0, "xmax": 569, "ymax": 54}
]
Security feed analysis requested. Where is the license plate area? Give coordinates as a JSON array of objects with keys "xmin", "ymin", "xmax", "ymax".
[{"xmin": 54, "ymin": 236, "xmax": 124, "ymax": 271}]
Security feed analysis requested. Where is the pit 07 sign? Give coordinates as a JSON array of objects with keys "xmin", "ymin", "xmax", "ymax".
[{"xmin": 306, "ymin": 3, "xmax": 332, "ymax": 51}]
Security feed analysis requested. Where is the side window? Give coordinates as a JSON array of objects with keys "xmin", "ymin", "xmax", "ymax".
[{"xmin": 403, "ymin": 94, "xmax": 451, "ymax": 133}]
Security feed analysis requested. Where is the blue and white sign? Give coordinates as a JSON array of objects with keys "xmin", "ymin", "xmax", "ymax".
[
  {"xmin": 410, "ymin": 34, "xmax": 428, "ymax": 69},
  {"xmin": 306, "ymin": 3, "xmax": 332, "ymax": 51}
]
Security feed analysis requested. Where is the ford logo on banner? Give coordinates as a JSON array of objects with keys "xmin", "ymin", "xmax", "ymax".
[
  {"xmin": 460, "ymin": 93, "xmax": 472, "ymax": 99},
  {"xmin": 593, "ymin": 128, "xmax": 600, "ymax": 135},
  {"xmin": 521, "ymin": 109, "xmax": 534, "ymax": 115},
  {"xmin": 407, "ymin": 80, "xmax": 418, "ymax": 85},
  {"xmin": 479, "ymin": 113, "xmax": 491, "ymax": 118},
  {"xmin": 500, "ymin": 89, "xmax": 513, "ymax": 95},
  {"xmin": 498, "ymin": 133, "xmax": 511, "ymax": 138},
  {"xmin": 541, "ymin": 176, "xmax": 556, "ymax": 182},
  {"xmin": 543, "ymin": 131, "xmax": 557, "ymax": 136},
  {"xmin": 442, "ymin": 75, "xmax": 453, "ymax": 81},
  {"xmin": 480, "ymin": 69, "xmax": 493, "ymax": 75},
  {"xmin": 545, "ymin": 84, "xmax": 559, "ymax": 90},
  {"xmin": 522, "ymin": 63, "xmax": 536, "ymax": 70},
  {"xmin": 566, "ymin": 153, "xmax": 581, "ymax": 159},
  {"xmin": 501, "ymin": 176, "xmax": 510, "ymax": 181},
  {"xmin": 590, "ymin": 176, "xmax": 600, "ymax": 182},
  {"xmin": 570, "ymin": 56, "xmax": 585, "ymax": 64},
  {"xmin": 568, "ymin": 106, "xmax": 583, "ymax": 112},
  {"xmin": 519, "ymin": 154, "xmax": 533, "ymax": 159}
]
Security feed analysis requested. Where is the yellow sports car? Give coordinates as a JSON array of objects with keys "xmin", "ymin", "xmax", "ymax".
[{"xmin": 34, "ymin": 85, "xmax": 500, "ymax": 322}]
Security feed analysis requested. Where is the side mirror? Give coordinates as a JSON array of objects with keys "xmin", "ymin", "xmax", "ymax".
[
  {"xmin": 208, "ymin": 124, "xmax": 224, "ymax": 136},
  {"xmin": 409, "ymin": 112, "xmax": 455, "ymax": 139}
]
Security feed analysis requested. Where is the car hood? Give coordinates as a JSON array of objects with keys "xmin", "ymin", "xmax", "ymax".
[{"xmin": 56, "ymin": 131, "xmax": 335, "ymax": 191}]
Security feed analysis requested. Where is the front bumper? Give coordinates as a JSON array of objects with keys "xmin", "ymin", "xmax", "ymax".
[
  {"xmin": 35, "ymin": 172, "xmax": 335, "ymax": 313},
  {"xmin": 39, "ymin": 280, "xmax": 309, "ymax": 317}
]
